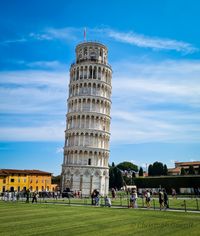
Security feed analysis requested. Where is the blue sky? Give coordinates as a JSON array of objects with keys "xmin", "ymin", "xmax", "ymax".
[{"xmin": 0, "ymin": 0, "xmax": 200, "ymax": 175}]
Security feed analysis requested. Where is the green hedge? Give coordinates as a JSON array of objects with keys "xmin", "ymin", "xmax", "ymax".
[{"xmin": 133, "ymin": 175, "xmax": 200, "ymax": 193}]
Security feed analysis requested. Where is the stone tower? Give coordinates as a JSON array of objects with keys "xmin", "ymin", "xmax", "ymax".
[{"xmin": 61, "ymin": 41, "xmax": 112, "ymax": 196}]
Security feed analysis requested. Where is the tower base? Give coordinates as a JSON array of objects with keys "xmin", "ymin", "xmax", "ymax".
[{"xmin": 61, "ymin": 165, "xmax": 109, "ymax": 197}]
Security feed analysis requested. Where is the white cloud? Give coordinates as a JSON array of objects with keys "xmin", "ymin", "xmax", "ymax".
[
  {"xmin": 56, "ymin": 147, "xmax": 63, "ymax": 153},
  {"xmin": 44, "ymin": 27, "xmax": 79, "ymax": 41},
  {"xmin": 29, "ymin": 32, "xmax": 53, "ymax": 41},
  {"xmin": 2, "ymin": 27, "xmax": 197, "ymax": 54},
  {"xmin": 110, "ymin": 59, "xmax": 200, "ymax": 144},
  {"xmin": 0, "ymin": 38, "xmax": 27, "ymax": 45},
  {"xmin": 26, "ymin": 60, "xmax": 66, "ymax": 70},
  {"xmin": 0, "ymin": 69, "xmax": 68, "ymax": 87},
  {"xmin": 0, "ymin": 67, "xmax": 68, "ymax": 141},
  {"xmin": 0, "ymin": 69, "xmax": 68, "ymax": 114},
  {"xmin": 189, "ymin": 159, "xmax": 197, "ymax": 162},
  {"xmin": 106, "ymin": 29, "xmax": 198, "ymax": 53},
  {"xmin": 112, "ymin": 60, "xmax": 200, "ymax": 107},
  {"xmin": 43, "ymin": 27, "xmax": 198, "ymax": 53},
  {"xmin": 29, "ymin": 27, "xmax": 80, "ymax": 42},
  {"xmin": 1, "ymin": 59, "xmax": 200, "ymax": 143},
  {"xmin": 0, "ymin": 124, "xmax": 64, "ymax": 141}
]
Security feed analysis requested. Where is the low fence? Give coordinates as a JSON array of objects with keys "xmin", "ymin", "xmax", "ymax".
[{"xmin": 0, "ymin": 194, "xmax": 199, "ymax": 212}]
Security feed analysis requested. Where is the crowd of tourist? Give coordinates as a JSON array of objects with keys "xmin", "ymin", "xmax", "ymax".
[
  {"xmin": 0, "ymin": 187, "xmax": 181, "ymax": 211},
  {"xmin": 0, "ymin": 190, "xmax": 62, "ymax": 202}
]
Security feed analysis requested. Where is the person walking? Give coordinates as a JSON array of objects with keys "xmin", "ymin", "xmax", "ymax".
[
  {"xmin": 129, "ymin": 193, "xmax": 134, "ymax": 208},
  {"xmin": 163, "ymin": 189, "xmax": 169, "ymax": 209},
  {"xmin": 32, "ymin": 191, "xmax": 38, "ymax": 203},
  {"xmin": 158, "ymin": 189, "xmax": 164, "ymax": 210},
  {"xmin": 95, "ymin": 190, "xmax": 100, "ymax": 206},
  {"xmin": 91, "ymin": 190, "xmax": 96, "ymax": 205},
  {"xmin": 111, "ymin": 188, "xmax": 116, "ymax": 199},
  {"xmin": 133, "ymin": 190, "xmax": 138, "ymax": 208},
  {"xmin": 26, "ymin": 189, "xmax": 30, "ymax": 203},
  {"xmin": 145, "ymin": 190, "xmax": 151, "ymax": 208},
  {"xmin": 172, "ymin": 188, "xmax": 177, "ymax": 199},
  {"xmin": 129, "ymin": 190, "xmax": 137, "ymax": 208}
]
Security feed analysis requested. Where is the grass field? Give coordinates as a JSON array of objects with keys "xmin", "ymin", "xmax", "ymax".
[{"xmin": 0, "ymin": 202, "xmax": 200, "ymax": 236}]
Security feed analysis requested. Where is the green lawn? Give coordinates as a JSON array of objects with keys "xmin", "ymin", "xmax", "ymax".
[{"xmin": 0, "ymin": 202, "xmax": 200, "ymax": 236}]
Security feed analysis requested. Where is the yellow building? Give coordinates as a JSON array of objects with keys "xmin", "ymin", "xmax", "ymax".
[{"xmin": 0, "ymin": 169, "xmax": 52, "ymax": 192}]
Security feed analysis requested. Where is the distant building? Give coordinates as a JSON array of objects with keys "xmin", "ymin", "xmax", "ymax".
[
  {"xmin": 168, "ymin": 161, "xmax": 200, "ymax": 176},
  {"xmin": 167, "ymin": 167, "xmax": 181, "ymax": 176},
  {"xmin": 143, "ymin": 171, "xmax": 148, "ymax": 177},
  {"xmin": 0, "ymin": 169, "xmax": 52, "ymax": 192},
  {"xmin": 120, "ymin": 170, "xmax": 136, "ymax": 178}
]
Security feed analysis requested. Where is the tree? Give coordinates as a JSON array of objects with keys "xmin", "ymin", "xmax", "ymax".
[
  {"xmin": 198, "ymin": 165, "xmax": 200, "ymax": 175},
  {"xmin": 123, "ymin": 175, "xmax": 132, "ymax": 185},
  {"xmin": 152, "ymin": 162, "xmax": 164, "ymax": 176},
  {"xmin": 113, "ymin": 166, "xmax": 124, "ymax": 189},
  {"xmin": 109, "ymin": 167, "xmax": 115, "ymax": 189},
  {"xmin": 109, "ymin": 166, "xmax": 124, "ymax": 189},
  {"xmin": 148, "ymin": 162, "xmax": 168, "ymax": 176},
  {"xmin": 181, "ymin": 167, "xmax": 186, "ymax": 175},
  {"xmin": 131, "ymin": 172, "xmax": 136, "ymax": 185},
  {"xmin": 116, "ymin": 161, "xmax": 138, "ymax": 172},
  {"xmin": 52, "ymin": 175, "xmax": 61, "ymax": 185},
  {"xmin": 132, "ymin": 172, "xmax": 136, "ymax": 178},
  {"xmin": 188, "ymin": 165, "xmax": 195, "ymax": 175},
  {"xmin": 163, "ymin": 164, "xmax": 168, "ymax": 176},
  {"xmin": 148, "ymin": 164, "xmax": 153, "ymax": 176},
  {"xmin": 139, "ymin": 167, "xmax": 144, "ymax": 176}
]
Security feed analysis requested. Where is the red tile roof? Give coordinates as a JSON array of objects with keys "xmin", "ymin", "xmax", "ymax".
[
  {"xmin": 0, "ymin": 169, "xmax": 52, "ymax": 175},
  {"xmin": 168, "ymin": 167, "xmax": 181, "ymax": 173},
  {"xmin": 175, "ymin": 161, "xmax": 200, "ymax": 167},
  {"xmin": 0, "ymin": 170, "xmax": 7, "ymax": 176}
]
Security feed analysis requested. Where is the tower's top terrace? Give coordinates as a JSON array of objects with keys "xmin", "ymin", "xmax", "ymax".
[{"xmin": 75, "ymin": 41, "xmax": 108, "ymax": 65}]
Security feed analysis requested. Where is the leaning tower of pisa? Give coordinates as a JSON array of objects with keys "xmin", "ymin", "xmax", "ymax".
[{"xmin": 61, "ymin": 41, "xmax": 112, "ymax": 196}]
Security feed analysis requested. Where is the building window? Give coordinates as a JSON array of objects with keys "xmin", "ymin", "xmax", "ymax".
[
  {"xmin": 18, "ymin": 178, "xmax": 20, "ymax": 183},
  {"xmin": 18, "ymin": 186, "xmax": 20, "ymax": 192},
  {"xmin": 10, "ymin": 178, "xmax": 14, "ymax": 183},
  {"xmin": 84, "ymin": 48, "xmax": 87, "ymax": 56},
  {"xmin": 100, "ymin": 48, "xmax": 103, "ymax": 57},
  {"xmin": 3, "ymin": 179, "xmax": 6, "ymax": 184},
  {"xmin": 24, "ymin": 179, "xmax": 26, "ymax": 183},
  {"xmin": 10, "ymin": 187, "xmax": 14, "ymax": 192},
  {"xmin": 88, "ymin": 158, "xmax": 91, "ymax": 165}
]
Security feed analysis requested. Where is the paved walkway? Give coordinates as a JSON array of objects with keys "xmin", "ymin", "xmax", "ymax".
[{"xmin": 36, "ymin": 201, "xmax": 200, "ymax": 214}]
